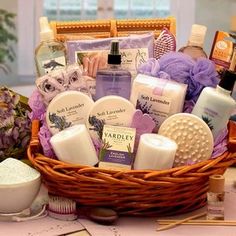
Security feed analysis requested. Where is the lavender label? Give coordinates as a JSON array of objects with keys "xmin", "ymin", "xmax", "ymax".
[
  {"xmin": 103, "ymin": 150, "xmax": 132, "ymax": 165},
  {"xmin": 99, "ymin": 125, "xmax": 136, "ymax": 170},
  {"xmin": 136, "ymin": 92, "xmax": 171, "ymax": 129}
]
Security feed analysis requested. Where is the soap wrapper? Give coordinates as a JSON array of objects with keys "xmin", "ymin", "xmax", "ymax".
[
  {"xmin": 130, "ymin": 74, "xmax": 187, "ymax": 131},
  {"xmin": 98, "ymin": 125, "xmax": 136, "ymax": 170},
  {"xmin": 36, "ymin": 64, "xmax": 93, "ymax": 105}
]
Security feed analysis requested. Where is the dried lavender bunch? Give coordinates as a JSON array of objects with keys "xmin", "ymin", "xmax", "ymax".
[{"xmin": 0, "ymin": 87, "xmax": 31, "ymax": 161}]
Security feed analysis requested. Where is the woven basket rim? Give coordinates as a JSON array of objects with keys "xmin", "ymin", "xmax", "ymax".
[
  {"xmin": 27, "ymin": 120, "xmax": 236, "ymax": 216},
  {"xmin": 28, "ymin": 120, "xmax": 236, "ymax": 177}
]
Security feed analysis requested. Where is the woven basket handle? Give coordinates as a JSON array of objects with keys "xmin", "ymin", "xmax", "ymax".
[
  {"xmin": 228, "ymin": 120, "xmax": 236, "ymax": 152},
  {"xmin": 30, "ymin": 120, "xmax": 40, "ymax": 151}
]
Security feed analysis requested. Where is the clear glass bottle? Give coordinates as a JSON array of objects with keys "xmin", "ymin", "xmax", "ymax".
[
  {"xmin": 178, "ymin": 24, "xmax": 208, "ymax": 60},
  {"xmin": 35, "ymin": 17, "xmax": 66, "ymax": 77},
  {"xmin": 95, "ymin": 40, "xmax": 131, "ymax": 101},
  {"xmin": 207, "ymin": 174, "xmax": 225, "ymax": 220}
]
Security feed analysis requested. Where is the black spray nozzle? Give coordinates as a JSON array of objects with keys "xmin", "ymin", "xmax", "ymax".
[
  {"xmin": 219, "ymin": 70, "xmax": 236, "ymax": 91},
  {"xmin": 110, "ymin": 40, "xmax": 120, "ymax": 55},
  {"xmin": 108, "ymin": 40, "xmax": 121, "ymax": 64}
]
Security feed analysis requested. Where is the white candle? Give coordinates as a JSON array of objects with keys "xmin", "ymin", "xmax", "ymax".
[
  {"xmin": 133, "ymin": 134, "xmax": 177, "ymax": 170},
  {"xmin": 50, "ymin": 124, "xmax": 98, "ymax": 166}
]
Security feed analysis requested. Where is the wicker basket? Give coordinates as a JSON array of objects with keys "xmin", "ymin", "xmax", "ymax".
[{"xmin": 28, "ymin": 120, "xmax": 236, "ymax": 217}]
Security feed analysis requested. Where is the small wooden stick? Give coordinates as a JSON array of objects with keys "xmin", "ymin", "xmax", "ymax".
[
  {"xmin": 157, "ymin": 212, "xmax": 206, "ymax": 231},
  {"xmin": 158, "ymin": 219, "xmax": 236, "ymax": 224},
  {"xmin": 158, "ymin": 220, "xmax": 236, "ymax": 226}
]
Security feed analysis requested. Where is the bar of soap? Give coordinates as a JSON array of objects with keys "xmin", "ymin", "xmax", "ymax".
[
  {"xmin": 158, "ymin": 113, "xmax": 214, "ymax": 167},
  {"xmin": 86, "ymin": 95, "xmax": 135, "ymax": 142},
  {"xmin": 88, "ymin": 207, "xmax": 118, "ymax": 225},
  {"xmin": 46, "ymin": 90, "xmax": 94, "ymax": 135}
]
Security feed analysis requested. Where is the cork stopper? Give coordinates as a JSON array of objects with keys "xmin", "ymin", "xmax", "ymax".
[{"xmin": 209, "ymin": 175, "xmax": 225, "ymax": 193}]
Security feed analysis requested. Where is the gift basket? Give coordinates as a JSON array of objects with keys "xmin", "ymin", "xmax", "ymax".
[{"xmin": 27, "ymin": 17, "xmax": 236, "ymax": 217}]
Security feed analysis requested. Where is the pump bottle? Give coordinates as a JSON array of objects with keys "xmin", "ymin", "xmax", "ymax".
[
  {"xmin": 192, "ymin": 70, "xmax": 236, "ymax": 139},
  {"xmin": 35, "ymin": 17, "xmax": 66, "ymax": 77},
  {"xmin": 95, "ymin": 40, "xmax": 132, "ymax": 101},
  {"xmin": 178, "ymin": 24, "xmax": 208, "ymax": 60}
]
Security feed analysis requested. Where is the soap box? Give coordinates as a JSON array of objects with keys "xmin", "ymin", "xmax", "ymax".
[
  {"xmin": 209, "ymin": 31, "xmax": 236, "ymax": 73},
  {"xmin": 98, "ymin": 125, "xmax": 136, "ymax": 170}
]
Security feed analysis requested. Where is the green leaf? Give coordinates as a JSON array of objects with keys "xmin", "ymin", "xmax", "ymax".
[
  {"xmin": 0, "ymin": 9, "xmax": 8, "ymax": 15},
  {"xmin": 4, "ymin": 17, "xmax": 16, "ymax": 29},
  {"xmin": 0, "ymin": 8, "xmax": 16, "ymax": 73}
]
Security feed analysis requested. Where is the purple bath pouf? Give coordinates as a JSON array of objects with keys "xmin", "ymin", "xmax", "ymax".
[
  {"xmin": 138, "ymin": 58, "xmax": 161, "ymax": 77},
  {"xmin": 159, "ymin": 52, "xmax": 219, "ymax": 101}
]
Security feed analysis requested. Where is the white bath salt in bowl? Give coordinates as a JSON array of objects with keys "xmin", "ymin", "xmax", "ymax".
[{"xmin": 0, "ymin": 158, "xmax": 41, "ymax": 214}]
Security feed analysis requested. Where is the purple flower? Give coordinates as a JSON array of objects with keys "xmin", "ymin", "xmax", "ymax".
[
  {"xmin": 28, "ymin": 89, "xmax": 46, "ymax": 121},
  {"xmin": 211, "ymin": 128, "xmax": 228, "ymax": 158},
  {"xmin": 183, "ymin": 100, "xmax": 196, "ymax": 113},
  {"xmin": 0, "ymin": 87, "xmax": 31, "ymax": 160},
  {"xmin": 39, "ymin": 121, "xmax": 55, "ymax": 158},
  {"xmin": 92, "ymin": 137, "xmax": 102, "ymax": 156}
]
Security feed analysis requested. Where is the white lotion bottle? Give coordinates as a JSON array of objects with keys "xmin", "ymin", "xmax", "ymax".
[{"xmin": 192, "ymin": 70, "xmax": 236, "ymax": 139}]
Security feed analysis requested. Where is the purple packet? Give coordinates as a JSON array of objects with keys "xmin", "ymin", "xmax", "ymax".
[
  {"xmin": 66, "ymin": 33, "xmax": 154, "ymax": 76},
  {"xmin": 67, "ymin": 33, "xmax": 154, "ymax": 98}
]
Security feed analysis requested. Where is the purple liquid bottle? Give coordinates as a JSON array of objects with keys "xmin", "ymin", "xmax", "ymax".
[{"xmin": 95, "ymin": 40, "xmax": 131, "ymax": 100}]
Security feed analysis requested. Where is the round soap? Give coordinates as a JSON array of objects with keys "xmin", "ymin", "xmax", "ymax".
[
  {"xmin": 86, "ymin": 95, "xmax": 135, "ymax": 141},
  {"xmin": 88, "ymin": 207, "xmax": 118, "ymax": 225},
  {"xmin": 46, "ymin": 91, "xmax": 94, "ymax": 135},
  {"xmin": 158, "ymin": 113, "xmax": 214, "ymax": 167}
]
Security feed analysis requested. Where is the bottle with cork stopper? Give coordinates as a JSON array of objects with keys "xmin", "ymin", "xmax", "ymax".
[{"xmin": 207, "ymin": 174, "xmax": 225, "ymax": 220}]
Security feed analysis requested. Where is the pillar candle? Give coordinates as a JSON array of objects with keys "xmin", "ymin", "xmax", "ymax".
[
  {"xmin": 133, "ymin": 133, "xmax": 177, "ymax": 170},
  {"xmin": 50, "ymin": 124, "xmax": 98, "ymax": 166}
]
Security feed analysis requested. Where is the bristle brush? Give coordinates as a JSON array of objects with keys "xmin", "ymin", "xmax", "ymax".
[
  {"xmin": 154, "ymin": 28, "xmax": 176, "ymax": 60},
  {"xmin": 47, "ymin": 195, "xmax": 78, "ymax": 221}
]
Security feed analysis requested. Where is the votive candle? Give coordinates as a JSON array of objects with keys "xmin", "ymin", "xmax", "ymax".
[
  {"xmin": 133, "ymin": 133, "xmax": 177, "ymax": 170},
  {"xmin": 50, "ymin": 124, "xmax": 98, "ymax": 166}
]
